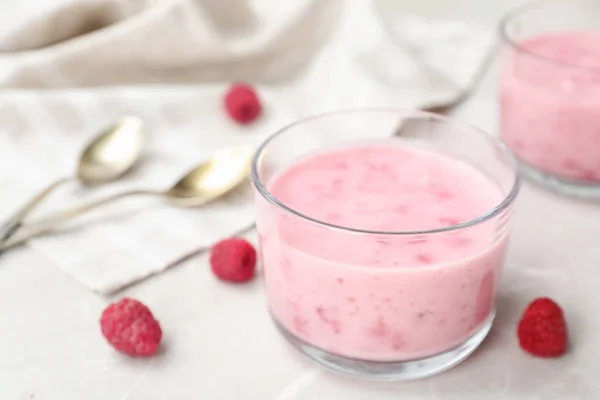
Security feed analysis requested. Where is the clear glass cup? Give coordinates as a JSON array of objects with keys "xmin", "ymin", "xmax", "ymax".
[
  {"xmin": 499, "ymin": 0, "xmax": 600, "ymax": 198},
  {"xmin": 251, "ymin": 110, "xmax": 520, "ymax": 381}
]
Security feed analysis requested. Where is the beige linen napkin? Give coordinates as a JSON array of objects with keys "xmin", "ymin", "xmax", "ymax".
[{"xmin": 0, "ymin": 0, "xmax": 494, "ymax": 294}]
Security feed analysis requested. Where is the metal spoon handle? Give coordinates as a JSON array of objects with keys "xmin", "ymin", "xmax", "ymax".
[
  {"xmin": 0, "ymin": 189, "xmax": 162, "ymax": 252},
  {"xmin": 0, "ymin": 177, "xmax": 73, "ymax": 244},
  {"xmin": 393, "ymin": 42, "xmax": 498, "ymax": 137}
]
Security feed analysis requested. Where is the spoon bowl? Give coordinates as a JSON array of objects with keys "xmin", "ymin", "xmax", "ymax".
[
  {"xmin": 166, "ymin": 147, "xmax": 254, "ymax": 207},
  {"xmin": 77, "ymin": 116, "xmax": 145, "ymax": 184}
]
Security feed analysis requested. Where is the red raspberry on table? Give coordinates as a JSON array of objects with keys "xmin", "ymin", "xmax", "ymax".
[
  {"xmin": 224, "ymin": 83, "xmax": 262, "ymax": 124},
  {"xmin": 517, "ymin": 297, "xmax": 568, "ymax": 358},
  {"xmin": 100, "ymin": 298, "xmax": 162, "ymax": 357},
  {"xmin": 210, "ymin": 237, "xmax": 257, "ymax": 283}
]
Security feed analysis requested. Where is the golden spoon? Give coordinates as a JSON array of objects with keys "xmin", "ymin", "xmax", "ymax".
[
  {"xmin": 0, "ymin": 116, "xmax": 145, "ymax": 243},
  {"xmin": 0, "ymin": 147, "xmax": 253, "ymax": 252}
]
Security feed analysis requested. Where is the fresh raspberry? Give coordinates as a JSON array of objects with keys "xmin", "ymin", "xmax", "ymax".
[
  {"xmin": 223, "ymin": 83, "xmax": 262, "ymax": 124},
  {"xmin": 210, "ymin": 237, "xmax": 257, "ymax": 283},
  {"xmin": 100, "ymin": 298, "xmax": 162, "ymax": 357},
  {"xmin": 517, "ymin": 297, "xmax": 568, "ymax": 358}
]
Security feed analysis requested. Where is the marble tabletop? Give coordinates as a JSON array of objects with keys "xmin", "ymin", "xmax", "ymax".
[{"xmin": 1, "ymin": 0, "xmax": 599, "ymax": 399}]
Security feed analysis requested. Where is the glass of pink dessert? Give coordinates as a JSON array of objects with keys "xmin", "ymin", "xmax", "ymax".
[
  {"xmin": 251, "ymin": 110, "xmax": 520, "ymax": 381},
  {"xmin": 499, "ymin": 0, "xmax": 600, "ymax": 197}
]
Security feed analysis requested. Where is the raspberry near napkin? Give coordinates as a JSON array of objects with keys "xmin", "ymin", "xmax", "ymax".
[{"xmin": 0, "ymin": 0, "xmax": 493, "ymax": 294}]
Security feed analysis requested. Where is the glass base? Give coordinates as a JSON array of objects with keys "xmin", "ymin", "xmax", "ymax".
[
  {"xmin": 273, "ymin": 311, "xmax": 495, "ymax": 381},
  {"xmin": 518, "ymin": 159, "xmax": 600, "ymax": 199}
]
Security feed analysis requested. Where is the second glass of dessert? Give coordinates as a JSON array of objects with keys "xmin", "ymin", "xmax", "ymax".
[
  {"xmin": 499, "ymin": 0, "xmax": 600, "ymax": 197},
  {"xmin": 251, "ymin": 110, "xmax": 520, "ymax": 381}
]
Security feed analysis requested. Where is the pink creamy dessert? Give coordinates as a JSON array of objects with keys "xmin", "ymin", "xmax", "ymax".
[
  {"xmin": 256, "ymin": 145, "xmax": 509, "ymax": 361},
  {"xmin": 500, "ymin": 31, "xmax": 600, "ymax": 182}
]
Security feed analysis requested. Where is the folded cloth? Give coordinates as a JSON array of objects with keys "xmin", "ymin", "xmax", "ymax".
[{"xmin": 0, "ymin": 0, "xmax": 494, "ymax": 294}]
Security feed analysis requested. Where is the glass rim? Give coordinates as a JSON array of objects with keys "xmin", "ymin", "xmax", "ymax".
[
  {"xmin": 251, "ymin": 108, "xmax": 521, "ymax": 237},
  {"xmin": 499, "ymin": 0, "xmax": 600, "ymax": 72}
]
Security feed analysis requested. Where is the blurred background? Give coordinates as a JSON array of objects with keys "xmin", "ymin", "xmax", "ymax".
[{"xmin": 0, "ymin": 0, "xmax": 529, "ymax": 96}]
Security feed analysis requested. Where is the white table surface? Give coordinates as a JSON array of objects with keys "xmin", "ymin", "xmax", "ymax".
[{"xmin": 2, "ymin": 0, "xmax": 600, "ymax": 399}]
